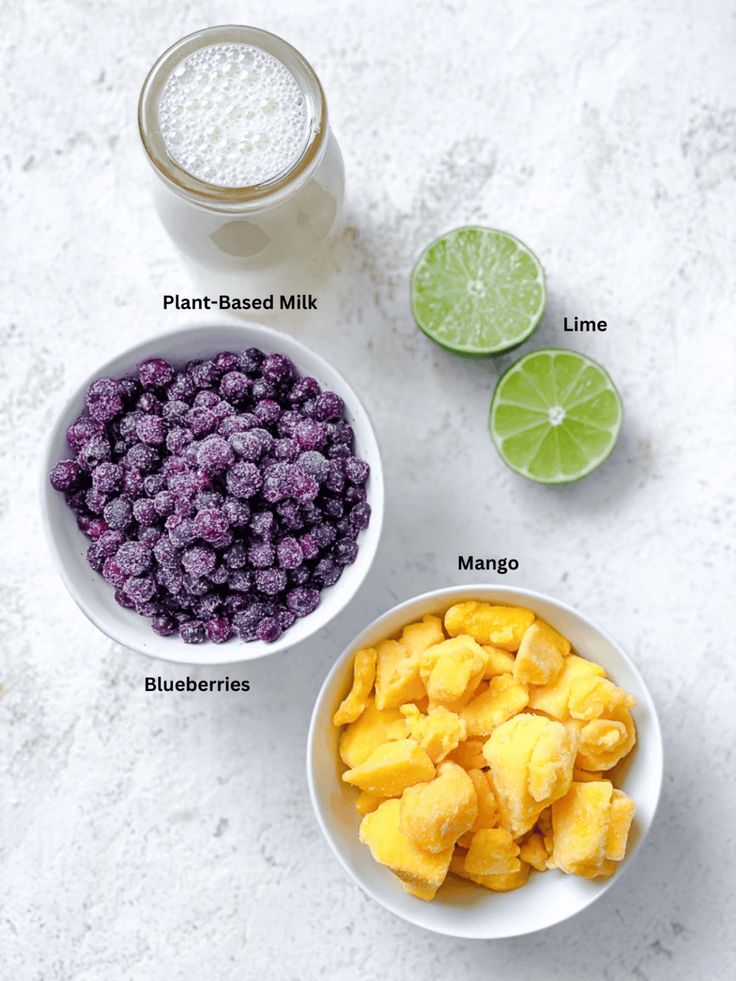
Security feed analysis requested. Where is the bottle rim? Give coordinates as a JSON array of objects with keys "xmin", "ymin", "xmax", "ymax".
[{"xmin": 138, "ymin": 25, "xmax": 328, "ymax": 212}]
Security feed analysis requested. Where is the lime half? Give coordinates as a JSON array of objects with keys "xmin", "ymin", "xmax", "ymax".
[
  {"xmin": 411, "ymin": 226, "xmax": 545, "ymax": 356},
  {"xmin": 490, "ymin": 349, "xmax": 623, "ymax": 483}
]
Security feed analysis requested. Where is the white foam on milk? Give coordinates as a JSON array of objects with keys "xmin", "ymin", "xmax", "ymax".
[{"xmin": 158, "ymin": 42, "xmax": 309, "ymax": 188}]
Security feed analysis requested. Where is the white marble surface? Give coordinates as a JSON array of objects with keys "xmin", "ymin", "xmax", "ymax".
[{"xmin": 2, "ymin": 1, "xmax": 735, "ymax": 978}]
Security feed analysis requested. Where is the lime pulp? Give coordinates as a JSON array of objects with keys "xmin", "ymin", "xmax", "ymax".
[
  {"xmin": 489, "ymin": 349, "xmax": 623, "ymax": 483},
  {"xmin": 411, "ymin": 226, "xmax": 546, "ymax": 356}
]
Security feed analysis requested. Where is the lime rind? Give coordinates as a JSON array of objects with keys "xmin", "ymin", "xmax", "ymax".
[
  {"xmin": 411, "ymin": 226, "xmax": 546, "ymax": 356},
  {"xmin": 489, "ymin": 349, "xmax": 623, "ymax": 484}
]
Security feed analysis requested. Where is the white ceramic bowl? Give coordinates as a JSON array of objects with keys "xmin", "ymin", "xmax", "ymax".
[
  {"xmin": 307, "ymin": 585, "xmax": 663, "ymax": 938},
  {"xmin": 41, "ymin": 323, "xmax": 383, "ymax": 664}
]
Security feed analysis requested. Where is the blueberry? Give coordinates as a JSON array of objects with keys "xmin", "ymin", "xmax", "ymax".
[
  {"xmin": 262, "ymin": 353, "xmax": 295, "ymax": 384},
  {"xmin": 138, "ymin": 358, "xmax": 175, "ymax": 389},
  {"xmin": 251, "ymin": 377, "xmax": 276, "ymax": 401},
  {"xmin": 286, "ymin": 586, "xmax": 320, "ymax": 617},
  {"xmin": 182, "ymin": 545, "xmax": 216, "ymax": 577},
  {"xmin": 66, "ymin": 417, "xmax": 103, "ymax": 452},
  {"xmin": 163, "ymin": 399, "xmax": 190, "ymax": 421},
  {"xmin": 314, "ymin": 391, "xmax": 345, "ymax": 421},
  {"xmin": 188, "ymin": 360, "xmax": 219, "ymax": 390},
  {"xmin": 103, "ymin": 497, "xmax": 133, "ymax": 531},
  {"xmin": 206, "ymin": 618, "xmax": 232, "ymax": 644},
  {"xmin": 167, "ymin": 373, "xmax": 195, "ymax": 401},
  {"xmin": 248, "ymin": 540, "xmax": 275, "ymax": 569},
  {"xmin": 256, "ymin": 616, "xmax": 282, "ymax": 643},
  {"xmin": 185, "ymin": 406, "xmax": 218, "ymax": 436},
  {"xmin": 86, "ymin": 542, "xmax": 105, "ymax": 572},
  {"xmin": 219, "ymin": 371, "xmax": 251, "ymax": 404},
  {"xmin": 99, "ymin": 530, "xmax": 125, "ymax": 557},
  {"xmin": 137, "ymin": 392, "xmax": 163, "ymax": 416},
  {"xmin": 136, "ymin": 414, "xmax": 166, "ymax": 446},
  {"xmin": 277, "ymin": 537, "xmax": 303, "ymax": 569},
  {"xmin": 194, "ymin": 389, "xmax": 220, "ymax": 410},
  {"xmin": 213, "ymin": 352, "xmax": 239, "ymax": 375},
  {"xmin": 166, "ymin": 513, "xmax": 196, "ymax": 547},
  {"xmin": 122, "ymin": 467, "xmax": 145, "ymax": 498},
  {"xmin": 222, "ymin": 497, "xmax": 250, "ymax": 528},
  {"xmin": 77, "ymin": 435, "xmax": 111, "ymax": 471},
  {"xmin": 152, "ymin": 614, "xmax": 177, "ymax": 637},
  {"xmin": 313, "ymin": 557, "xmax": 342, "ymax": 587},
  {"xmin": 294, "ymin": 418, "xmax": 327, "ymax": 451},
  {"xmin": 123, "ymin": 575, "xmax": 156, "ymax": 604},
  {"xmin": 180, "ymin": 620, "xmax": 206, "ymax": 644},
  {"xmin": 86, "ymin": 377, "xmax": 123, "ymax": 422},
  {"xmin": 124, "ymin": 443, "xmax": 159, "ymax": 474},
  {"xmin": 223, "ymin": 543, "xmax": 248, "ymax": 570},
  {"xmin": 102, "ymin": 557, "xmax": 127, "ymax": 587},
  {"xmin": 114, "ymin": 587, "xmax": 137, "ymax": 610},
  {"xmin": 226, "ymin": 461, "xmax": 262, "ymax": 499},
  {"xmin": 116, "ymin": 541, "xmax": 151, "ymax": 576},
  {"xmin": 133, "ymin": 499, "xmax": 157, "ymax": 526},
  {"xmin": 49, "ymin": 459, "xmax": 83, "ymax": 492},
  {"xmin": 250, "ymin": 510, "xmax": 275, "ymax": 539},
  {"xmin": 229, "ymin": 430, "xmax": 263, "ymax": 461},
  {"xmin": 237, "ymin": 347, "xmax": 264, "ymax": 376},
  {"xmin": 197, "ymin": 435, "xmax": 234, "ymax": 473},
  {"xmin": 92, "ymin": 461, "xmax": 122, "ymax": 494},
  {"xmin": 298, "ymin": 532, "xmax": 320, "ymax": 561},
  {"xmin": 298, "ymin": 451, "xmax": 329, "ymax": 482},
  {"xmin": 254, "ymin": 399, "xmax": 281, "ymax": 427},
  {"xmin": 229, "ymin": 570, "xmax": 254, "ymax": 592},
  {"xmin": 343, "ymin": 456, "xmax": 370, "ymax": 485},
  {"xmin": 273, "ymin": 438, "xmax": 299, "ymax": 462},
  {"xmin": 193, "ymin": 507, "xmax": 229, "ymax": 543},
  {"xmin": 154, "ymin": 490, "xmax": 176, "ymax": 517},
  {"xmin": 218, "ymin": 413, "xmax": 258, "ymax": 437},
  {"xmin": 333, "ymin": 538, "xmax": 359, "ymax": 566}
]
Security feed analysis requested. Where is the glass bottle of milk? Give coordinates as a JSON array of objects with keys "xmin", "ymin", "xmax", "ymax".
[{"xmin": 138, "ymin": 26, "xmax": 344, "ymax": 288}]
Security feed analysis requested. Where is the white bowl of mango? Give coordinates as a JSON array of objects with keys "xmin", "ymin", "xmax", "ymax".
[{"xmin": 307, "ymin": 585, "xmax": 662, "ymax": 938}]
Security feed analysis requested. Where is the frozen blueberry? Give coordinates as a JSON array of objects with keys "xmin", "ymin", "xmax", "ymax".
[
  {"xmin": 350, "ymin": 501, "xmax": 372, "ymax": 530},
  {"xmin": 124, "ymin": 443, "xmax": 159, "ymax": 473},
  {"xmin": 213, "ymin": 400, "xmax": 236, "ymax": 421},
  {"xmin": 196, "ymin": 490, "xmax": 224, "ymax": 510},
  {"xmin": 247, "ymin": 540, "xmax": 275, "ymax": 569},
  {"xmin": 167, "ymin": 373, "xmax": 195, "ymax": 401},
  {"xmin": 206, "ymin": 618, "xmax": 232, "ymax": 644},
  {"xmin": 50, "ymin": 459, "xmax": 83, "ymax": 492},
  {"xmin": 218, "ymin": 413, "xmax": 258, "ymax": 437},
  {"xmin": 275, "ymin": 499, "xmax": 304, "ymax": 531},
  {"xmin": 345, "ymin": 485, "xmax": 368, "ymax": 505},
  {"xmin": 251, "ymin": 377, "xmax": 276, "ymax": 401},
  {"xmin": 166, "ymin": 513, "xmax": 197, "ymax": 547},
  {"xmin": 103, "ymin": 497, "xmax": 133, "ymax": 531},
  {"xmin": 154, "ymin": 490, "xmax": 176, "ymax": 517},
  {"xmin": 298, "ymin": 532, "xmax": 319, "ymax": 561},
  {"xmin": 185, "ymin": 406, "xmax": 218, "ymax": 437},
  {"xmin": 229, "ymin": 570, "xmax": 254, "ymax": 593},
  {"xmin": 254, "ymin": 399, "xmax": 281, "ymax": 426},
  {"xmin": 114, "ymin": 587, "xmax": 137, "ymax": 610},
  {"xmin": 182, "ymin": 573, "xmax": 210, "ymax": 597},
  {"xmin": 343, "ymin": 456, "xmax": 370, "ymax": 484},
  {"xmin": 86, "ymin": 377, "xmax": 123, "ymax": 422},
  {"xmin": 255, "ymin": 568, "xmax": 287, "ymax": 596},
  {"xmin": 311, "ymin": 522, "xmax": 338, "ymax": 551},
  {"xmin": 277, "ymin": 537, "xmax": 303, "ymax": 570},
  {"xmin": 288, "ymin": 376, "xmax": 320, "ymax": 404},
  {"xmin": 91, "ymin": 461, "xmax": 122, "ymax": 494},
  {"xmin": 262, "ymin": 353, "xmax": 295, "ymax": 384},
  {"xmin": 192, "ymin": 593, "xmax": 220, "ymax": 619},
  {"xmin": 273, "ymin": 438, "xmax": 299, "ymax": 462},
  {"xmin": 182, "ymin": 545, "xmax": 216, "ymax": 577},
  {"xmin": 333, "ymin": 538, "xmax": 359, "ymax": 566},
  {"xmin": 223, "ymin": 543, "xmax": 247, "ymax": 570},
  {"xmin": 194, "ymin": 389, "xmax": 220, "ymax": 410},
  {"xmin": 275, "ymin": 606, "xmax": 297, "ymax": 631},
  {"xmin": 137, "ymin": 392, "xmax": 162, "ymax": 416},
  {"xmin": 222, "ymin": 497, "xmax": 250, "ymax": 528},
  {"xmin": 219, "ymin": 371, "xmax": 250, "ymax": 404},
  {"xmin": 152, "ymin": 614, "xmax": 177, "ymax": 637},
  {"xmin": 116, "ymin": 541, "xmax": 151, "ymax": 576},
  {"xmin": 119, "ymin": 377, "xmax": 142, "ymax": 404},
  {"xmin": 87, "ymin": 517, "xmax": 108, "ymax": 540},
  {"xmin": 123, "ymin": 575, "xmax": 156, "ymax": 604},
  {"xmin": 136, "ymin": 414, "xmax": 166, "ymax": 445},
  {"xmin": 197, "ymin": 435, "xmax": 234, "ymax": 473},
  {"xmin": 294, "ymin": 418, "xmax": 327, "ymax": 451},
  {"xmin": 226, "ymin": 461, "xmax": 262, "ymax": 499},
  {"xmin": 321, "ymin": 496, "xmax": 344, "ymax": 519},
  {"xmin": 327, "ymin": 419, "xmax": 354, "ymax": 447},
  {"xmin": 77, "ymin": 435, "xmax": 111, "ymax": 471},
  {"xmin": 66, "ymin": 417, "xmax": 103, "ymax": 452},
  {"xmin": 237, "ymin": 347, "xmax": 264, "ymax": 375},
  {"xmin": 133, "ymin": 498, "xmax": 157, "ymax": 527},
  {"xmin": 180, "ymin": 620, "xmax": 206, "ymax": 644},
  {"xmin": 324, "ymin": 460, "xmax": 347, "ymax": 494},
  {"xmin": 256, "ymin": 616, "xmax": 282, "ymax": 643},
  {"xmin": 119, "ymin": 411, "xmax": 142, "ymax": 444},
  {"xmin": 208, "ymin": 564, "xmax": 230, "ymax": 586},
  {"xmin": 313, "ymin": 556, "xmax": 342, "ymax": 586},
  {"xmin": 228, "ymin": 430, "xmax": 263, "ymax": 461},
  {"xmin": 250, "ymin": 510, "xmax": 275, "ymax": 539},
  {"xmin": 297, "ymin": 451, "xmax": 329, "ymax": 483},
  {"xmin": 99, "ymin": 530, "xmax": 124, "ymax": 557},
  {"xmin": 214, "ymin": 352, "xmax": 239, "ymax": 374},
  {"xmin": 288, "ymin": 565, "xmax": 311, "ymax": 586},
  {"xmin": 315, "ymin": 391, "xmax": 345, "ymax": 421},
  {"xmin": 122, "ymin": 467, "xmax": 144, "ymax": 498},
  {"xmin": 139, "ymin": 358, "xmax": 175, "ymax": 389},
  {"xmin": 286, "ymin": 586, "xmax": 320, "ymax": 617},
  {"xmin": 276, "ymin": 410, "xmax": 301, "ymax": 438},
  {"xmin": 284, "ymin": 465, "xmax": 319, "ymax": 502},
  {"xmin": 193, "ymin": 507, "xmax": 229, "ymax": 543},
  {"xmin": 86, "ymin": 542, "xmax": 105, "ymax": 572},
  {"xmin": 102, "ymin": 557, "xmax": 127, "ymax": 587},
  {"xmin": 138, "ymin": 527, "xmax": 162, "ymax": 548},
  {"xmin": 163, "ymin": 399, "xmax": 190, "ymax": 421}
]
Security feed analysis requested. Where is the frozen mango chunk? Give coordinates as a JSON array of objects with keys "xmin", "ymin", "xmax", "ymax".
[
  {"xmin": 465, "ymin": 828, "xmax": 521, "ymax": 876},
  {"xmin": 399, "ymin": 614, "xmax": 445, "ymax": 658},
  {"xmin": 513, "ymin": 621, "xmax": 569, "ymax": 686},
  {"xmin": 575, "ymin": 707, "xmax": 636, "ymax": 771},
  {"xmin": 419, "ymin": 636, "xmax": 487, "ymax": 706},
  {"xmin": 343, "ymin": 738, "xmax": 435, "ymax": 797},
  {"xmin": 568, "ymin": 674, "xmax": 636, "ymax": 721},
  {"xmin": 339, "ymin": 697, "xmax": 406, "ymax": 768},
  {"xmin": 449, "ymin": 849, "xmax": 530, "ymax": 892},
  {"xmin": 461, "ymin": 674, "xmax": 529, "ymax": 738},
  {"xmin": 527, "ymin": 654, "xmax": 605, "ymax": 720},
  {"xmin": 400, "ymin": 704, "xmax": 466, "ymax": 763},
  {"xmin": 604, "ymin": 789, "xmax": 636, "ymax": 861},
  {"xmin": 573, "ymin": 767, "xmax": 604, "ymax": 783},
  {"xmin": 359, "ymin": 799, "xmax": 453, "ymax": 901},
  {"xmin": 551, "ymin": 780, "xmax": 614, "ymax": 877},
  {"xmin": 399, "ymin": 761, "xmax": 477, "ymax": 852},
  {"xmin": 447, "ymin": 739, "xmax": 487, "ymax": 770},
  {"xmin": 483, "ymin": 713, "xmax": 577, "ymax": 837},
  {"xmin": 520, "ymin": 831, "xmax": 549, "ymax": 872},
  {"xmin": 355, "ymin": 790, "xmax": 386, "ymax": 815},
  {"xmin": 374, "ymin": 638, "xmax": 425, "ymax": 710},
  {"xmin": 445, "ymin": 602, "xmax": 535, "ymax": 651},
  {"xmin": 467, "ymin": 768, "xmax": 498, "ymax": 831},
  {"xmin": 482, "ymin": 645, "xmax": 516, "ymax": 678},
  {"xmin": 333, "ymin": 647, "xmax": 377, "ymax": 726}
]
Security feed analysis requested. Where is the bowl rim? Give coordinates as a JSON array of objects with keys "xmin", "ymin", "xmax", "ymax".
[
  {"xmin": 40, "ymin": 321, "xmax": 384, "ymax": 665},
  {"xmin": 306, "ymin": 583, "xmax": 664, "ymax": 938}
]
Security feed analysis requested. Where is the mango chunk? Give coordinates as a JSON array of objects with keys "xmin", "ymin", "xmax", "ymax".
[
  {"xmin": 551, "ymin": 780, "xmax": 614, "ymax": 877},
  {"xmin": 333, "ymin": 647, "xmax": 377, "ymax": 726},
  {"xmin": 467, "ymin": 768, "xmax": 499, "ymax": 831},
  {"xmin": 575, "ymin": 707, "xmax": 636, "ymax": 771},
  {"xmin": 399, "ymin": 614, "xmax": 445, "ymax": 657},
  {"xmin": 519, "ymin": 831, "xmax": 549, "ymax": 872},
  {"xmin": 359, "ymin": 799, "xmax": 453, "ymax": 901},
  {"xmin": 513, "ymin": 621, "xmax": 569, "ymax": 686},
  {"xmin": 447, "ymin": 739, "xmax": 487, "ymax": 770},
  {"xmin": 573, "ymin": 767, "xmax": 604, "ymax": 783},
  {"xmin": 449, "ymin": 849, "xmax": 530, "ymax": 892},
  {"xmin": 399, "ymin": 761, "xmax": 477, "ymax": 852},
  {"xmin": 482, "ymin": 645, "xmax": 516, "ymax": 678},
  {"xmin": 355, "ymin": 790, "xmax": 386, "ymax": 815},
  {"xmin": 483, "ymin": 713, "xmax": 577, "ymax": 837},
  {"xmin": 343, "ymin": 738, "xmax": 435, "ymax": 797},
  {"xmin": 420, "ymin": 636, "xmax": 487, "ymax": 706},
  {"xmin": 339, "ymin": 697, "xmax": 406, "ymax": 768},
  {"xmin": 568, "ymin": 675, "xmax": 637, "ymax": 721},
  {"xmin": 461, "ymin": 674, "xmax": 529, "ymax": 738},
  {"xmin": 527, "ymin": 654, "xmax": 605, "ymax": 720},
  {"xmin": 605, "ymin": 789, "xmax": 636, "ymax": 861},
  {"xmin": 400, "ymin": 704, "xmax": 466, "ymax": 763},
  {"xmin": 465, "ymin": 828, "xmax": 520, "ymax": 876},
  {"xmin": 374, "ymin": 639, "xmax": 425, "ymax": 710},
  {"xmin": 445, "ymin": 602, "xmax": 535, "ymax": 651}
]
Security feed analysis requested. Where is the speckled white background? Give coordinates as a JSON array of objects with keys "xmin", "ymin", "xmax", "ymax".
[{"xmin": 2, "ymin": 1, "xmax": 735, "ymax": 978}]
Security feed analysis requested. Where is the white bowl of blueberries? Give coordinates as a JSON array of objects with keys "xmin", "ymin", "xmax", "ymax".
[{"xmin": 41, "ymin": 323, "xmax": 384, "ymax": 664}]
